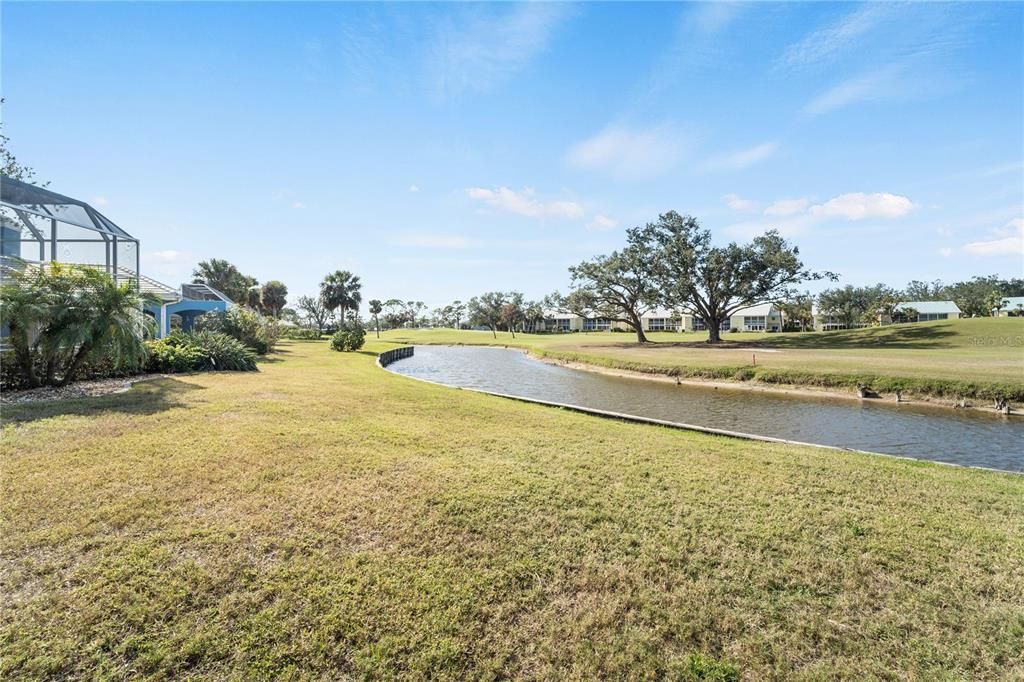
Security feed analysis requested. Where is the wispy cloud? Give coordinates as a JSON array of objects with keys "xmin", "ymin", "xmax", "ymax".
[
  {"xmin": 803, "ymin": 69, "xmax": 898, "ymax": 116},
  {"xmin": 92, "ymin": 196, "xmax": 109, "ymax": 207},
  {"xmin": 565, "ymin": 124, "xmax": 687, "ymax": 179},
  {"xmin": 408, "ymin": 184, "xmax": 420, "ymax": 193},
  {"xmin": 426, "ymin": 4, "xmax": 572, "ymax": 99},
  {"xmin": 587, "ymin": 214, "xmax": 617, "ymax": 231},
  {"xmin": 467, "ymin": 186, "xmax": 583, "ymax": 219},
  {"xmin": 962, "ymin": 218, "xmax": 1024, "ymax": 257},
  {"xmin": 702, "ymin": 141, "xmax": 779, "ymax": 172},
  {"xmin": 780, "ymin": 4, "xmax": 896, "ymax": 70},
  {"xmin": 641, "ymin": 3, "xmax": 747, "ymax": 101},
  {"xmin": 722, "ymin": 193, "xmax": 758, "ymax": 212},
  {"xmin": 292, "ymin": 202, "xmax": 306, "ymax": 210},
  {"xmin": 763, "ymin": 198, "xmax": 810, "ymax": 217}
]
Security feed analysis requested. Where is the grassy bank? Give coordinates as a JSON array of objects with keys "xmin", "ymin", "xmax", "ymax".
[
  {"xmin": 380, "ymin": 318, "xmax": 1024, "ymax": 402},
  {"xmin": 2, "ymin": 340, "xmax": 1023, "ymax": 679}
]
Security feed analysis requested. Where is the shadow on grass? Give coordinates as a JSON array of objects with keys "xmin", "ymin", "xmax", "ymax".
[{"xmin": 2, "ymin": 377, "xmax": 205, "ymax": 424}]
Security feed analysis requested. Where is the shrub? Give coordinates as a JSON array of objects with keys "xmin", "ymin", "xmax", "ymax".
[
  {"xmin": 0, "ymin": 262, "xmax": 153, "ymax": 388},
  {"xmin": 282, "ymin": 327, "xmax": 322, "ymax": 340},
  {"xmin": 146, "ymin": 331, "xmax": 257, "ymax": 373},
  {"xmin": 195, "ymin": 306, "xmax": 279, "ymax": 354},
  {"xmin": 330, "ymin": 326, "xmax": 366, "ymax": 352}
]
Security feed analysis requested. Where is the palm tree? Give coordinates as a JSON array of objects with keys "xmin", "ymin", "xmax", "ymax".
[
  {"xmin": 368, "ymin": 299, "xmax": 383, "ymax": 338},
  {"xmin": 192, "ymin": 258, "xmax": 258, "ymax": 305},
  {"xmin": 50, "ymin": 268, "xmax": 156, "ymax": 385},
  {"xmin": 261, "ymin": 280, "xmax": 289, "ymax": 317},
  {"xmin": 0, "ymin": 262, "xmax": 49, "ymax": 387},
  {"xmin": 319, "ymin": 270, "xmax": 362, "ymax": 324}
]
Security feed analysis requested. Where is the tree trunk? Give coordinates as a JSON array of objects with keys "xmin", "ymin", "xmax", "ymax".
[
  {"xmin": 629, "ymin": 315, "xmax": 648, "ymax": 343},
  {"xmin": 60, "ymin": 343, "xmax": 93, "ymax": 386},
  {"xmin": 708, "ymin": 324, "xmax": 722, "ymax": 344},
  {"xmin": 491, "ymin": 325, "xmax": 497, "ymax": 338},
  {"xmin": 12, "ymin": 333, "xmax": 40, "ymax": 388},
  {"xmin": 374, "ymin": 315, "xmax": 380, "ymax": 338}
]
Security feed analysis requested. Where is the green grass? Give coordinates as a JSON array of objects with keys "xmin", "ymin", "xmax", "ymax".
[
  {"xmin": 379, "ymin": 317, "xmax": 1024, "ymax": 400},
  {"xmin": 2, "ymin": 340, "xmax": 1023, "ymax": 679}
]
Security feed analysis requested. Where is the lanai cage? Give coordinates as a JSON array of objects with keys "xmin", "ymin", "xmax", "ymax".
[{"xmin": 0, "ymin": 175, "xmax": 140, "ymax": 287}]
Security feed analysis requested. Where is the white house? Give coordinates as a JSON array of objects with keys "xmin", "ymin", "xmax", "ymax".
[
  {"xmin": 893, "ymin": 300, "xmax": 961, "ymax": 322},
  {"xmin": 679, "ymin": 303, "xmax": 783, "ymax": 333},
  {"xmin": 995, "ymin": 296, "xmax": 1024, "ymax": 316}
]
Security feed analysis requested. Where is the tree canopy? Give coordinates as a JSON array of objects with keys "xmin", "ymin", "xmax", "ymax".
[
  {"xmin": 319, "ymin": 270, "xmax": 362, "ymax": 321},
  {"xmin": 565, "ymin": 227, "xmax": 661, "ymax": 343},
  {"xmin": 645, "ymin": 211, "xmax": 833, "ymax": 343}
]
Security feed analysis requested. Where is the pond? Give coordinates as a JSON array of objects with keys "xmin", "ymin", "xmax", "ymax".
[{"xmin": 387, "ymin": 345, "xmax": 1024, "ymax": 473}]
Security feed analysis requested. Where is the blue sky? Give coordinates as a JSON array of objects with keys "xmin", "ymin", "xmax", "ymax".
[{"xmin": 3, "ymin": 1, "xmax": 1022, "ymax": 309}]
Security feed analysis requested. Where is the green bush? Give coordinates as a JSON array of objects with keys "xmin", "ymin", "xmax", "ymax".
[
  {"xmin": 330, "ymin": 326, "xmax": 366, "ymax": 352},
  {"xmin": 282, "ymin": 327, "xmax": 322, "ymax": 340},
  {"xmin": 195, "ymin": 306, "xmax": 279, "ymax": 354},
  {"xmin": 146, "ymin": 331, "xmax": 258, "ymax": 373}
]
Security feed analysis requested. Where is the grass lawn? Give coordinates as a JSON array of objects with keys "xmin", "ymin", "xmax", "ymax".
[
  {"xmin": 3, "ymin": 340, "xmax": 1023, "ymax": 679},
  {"xmin": 379, "ymin": 317, "xmax": 1024, "ymax": 399}
]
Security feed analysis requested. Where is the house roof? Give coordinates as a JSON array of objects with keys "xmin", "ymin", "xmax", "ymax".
[
  {"xmin": 1000, "ymin": 296, "xmax": 1024, "ymax": 309},
  {"xmin": 895, "ymin": 300, "xmax": 961, "ymax": 314},
  {"xmin": 732, "ymin": 303, "xmax": 777, "ymax": 316}
]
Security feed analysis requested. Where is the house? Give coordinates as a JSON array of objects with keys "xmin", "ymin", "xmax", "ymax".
[
  {"xmin": 680, "ymin": 303, "xmax": 783, "ymax": 333},
  {"xmin": 0, "ymin": 175, "xmax": 229, "ymax": 339},
  {"xmin": 893, "ymin": 300, "xmax": 961, "ymax": 322},
  {"xmin": 641, "ymin": 308, "xmax": 682, "ymax": 332},
  {"xmin": 812, "ymin": 304, "xmax": 872, "ymax": 331},
  {"xmin": 995, "ymin": 296, "xmax": 1024, "ymax": 316}
]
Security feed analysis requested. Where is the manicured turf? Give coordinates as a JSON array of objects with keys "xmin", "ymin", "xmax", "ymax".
[
  {"xmin": 379, "ymin": 317, "xmax": 1024, "ymax": 400},
  {"xmin": 2, "ymin": 340, "xmax": 1023, "ymax": 679}
]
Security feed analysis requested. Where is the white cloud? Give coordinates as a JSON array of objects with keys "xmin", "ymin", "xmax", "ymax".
[
  {"xmin": 92, "ymin": 196, "xmax": 109, "ymax": 207},
  {"xmin": 408, "ymin": 184, "xmax": 419, "ymax": 193},
  {"xmin": 764, "ymin": 198, "xmax": 810, "ymax": 217},
  {"xmin": 565, "ymin": 124, "xmax": 686, "ymax": 179},
  {"xmin": 466, "ymin": 186, "xmax": 583, "ymax": 219},
  {"xmin": 722, "ymin": 193, "xmax": 758, "ymax": 212},
  {"xmin": 809, "ymin": 192, "xmax": 914, "ymax": 220},
  {"xmin": 726, "ymin": 191, "xmax": 916, "ymax": 239},
  {"xmin": 962, "ymin": 218, "xmax": 1024, "ymax": 257},
  {"xmin": 391, "ymin": 233, "xmax": 476, "ymax": 249},
  {"xmin": 426, "ymin": 3, "xmax": 572, "ymax": 99},
  {"xmin": 587, "ymin": 214, "xmax": 617, "ymax": 231},
  {"xmin": 702, "ymin": 141, "xmax": 779, "ymax": 172},
  {"xmin": 292, "ymin": 202, "xmax": 306, "ymax": 209},
  {"xmin": 938, "ymin": 247, "xmax": 953, "ymax": 258}
]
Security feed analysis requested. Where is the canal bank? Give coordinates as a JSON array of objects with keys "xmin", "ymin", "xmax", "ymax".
[
  {"xmin": 384, "ymin": 345, "xmax": 1024, "ymax": 472},
  {"xmin": 530, "ymin": 350, "xmax": 1022, "ymax": 416}
]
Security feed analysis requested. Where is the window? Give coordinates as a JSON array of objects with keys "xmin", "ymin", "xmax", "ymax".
[
  {"xmin": 694, "ymin": 318, "xmax": 730, "ymax": 331},
  {"xmin": 916, "ymin": 312, "xmax": 948, "ymax": 322},
  {"xmin": 556, "ymin": 318, "xmax": 571, "ymax": 331},
  {"xmin": 743, "ymin": 315, "xmax": 767, "ymax": 331},
  {"xmin": 647, "ymin": 318, "xmax": 679, "ymax": 331},
  {"xmin": 583, "ymin": 318, "xmax": 611, "ymax": 331}
]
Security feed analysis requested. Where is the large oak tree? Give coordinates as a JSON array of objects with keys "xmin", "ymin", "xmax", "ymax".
[
  {"xmin": 565, "ymin": 226, "xmax": 662, "ymax": 343},
  {"xmin": 644, "ymin": 211, "xmax": 833, "ymax": 343}
]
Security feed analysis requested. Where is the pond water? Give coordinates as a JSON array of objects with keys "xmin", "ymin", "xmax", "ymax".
[{"xmin": 387, "ymin": 345, "xmax": 1024, "ymax": 473}]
